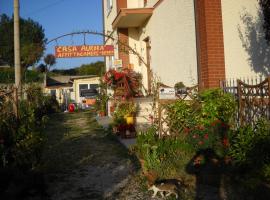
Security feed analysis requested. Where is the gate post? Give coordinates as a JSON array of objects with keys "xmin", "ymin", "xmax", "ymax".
[
  {"xmin": 13, "ymin": 87, "xmax": 18, "ymax": 119},
  {"xmin": 267, "ymin": 76, "xmax": 270, "ymax": 120},
  {"xmin": 237, "ymin": 79, "xmax": 243, "ymax": 126}
]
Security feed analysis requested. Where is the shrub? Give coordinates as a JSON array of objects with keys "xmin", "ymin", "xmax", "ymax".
[
  {"xmin": 0, "ymin": 84, "xmax": 59, "ymax": 169},
  {"xmin": 133, "ymin": 127, "xmax": 194, "ymax": 178},
  {"xmin": 198, "ymin": 89, "xmax": 236, "ymax": 125},
  {"xmin": 229, "ymin": 119, "xmax": 270, "ymax": 183}
]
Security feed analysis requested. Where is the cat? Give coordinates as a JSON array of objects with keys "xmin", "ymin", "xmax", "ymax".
[{"xmin": 148, "ymin": 182, "xmax": 179, "ymax": 199}]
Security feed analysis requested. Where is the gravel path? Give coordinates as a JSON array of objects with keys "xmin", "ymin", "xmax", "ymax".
[{"xmin": 38, "ymin": 111, "xmax": 163, "ymax": 200}]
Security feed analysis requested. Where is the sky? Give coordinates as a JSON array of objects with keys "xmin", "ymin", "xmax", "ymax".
[{"xmin": 0, "ymin": 0, "xmax": 104, "ymax": 69}]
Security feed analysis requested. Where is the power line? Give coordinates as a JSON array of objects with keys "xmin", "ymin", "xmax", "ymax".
[{"xmin": 23, "ymin": 0, "xmax": 70, "ymax": 17}]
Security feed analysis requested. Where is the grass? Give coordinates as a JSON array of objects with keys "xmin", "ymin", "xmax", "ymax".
[{"xmin": 39, "ymin": 110, "xmax": 130, "ymax": 173}]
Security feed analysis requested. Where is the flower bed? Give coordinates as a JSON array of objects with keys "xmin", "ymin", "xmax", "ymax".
[{"xmin": 131, "ymin": 88, "xmax": 270, "ymax": 198}]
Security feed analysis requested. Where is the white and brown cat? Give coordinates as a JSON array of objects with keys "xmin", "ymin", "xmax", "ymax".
[{"xmin": 148, "ymin": 181, "xmax": 179, "ymax": 199}]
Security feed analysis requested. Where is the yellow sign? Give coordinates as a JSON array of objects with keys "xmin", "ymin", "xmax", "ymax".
[{"xmin": 55, "ymin": 45, "xmax": 114, "ymax": 58}]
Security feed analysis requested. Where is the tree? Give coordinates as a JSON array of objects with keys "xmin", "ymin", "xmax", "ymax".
[
  {"xmin": 0, "ymin": 14, "xmax": 46, "ymax": 69},
  {"xmin": 42, "ymin": 54, "xmax": 56, "ymax": 87},
  {"xmin": 44, "ymin": 54, "xmax": 56, "ymax": 72},
  {"xmin": 36, "ymin": 63, "xmax": 46, "ymax": 73},
  {"xmin": 259, "ymin": 0, "xmax": 270, "ymax": 43},
  {"xmin": 77, "ymin": 61, "xmax": 105, "ymax": 76}
]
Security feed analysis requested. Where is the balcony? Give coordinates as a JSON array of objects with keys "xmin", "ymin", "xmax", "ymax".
[{"xmin": 112, "ymin": 8, "xmax": 153, "ymax": 29}]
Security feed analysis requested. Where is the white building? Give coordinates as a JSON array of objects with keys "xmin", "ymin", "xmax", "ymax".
[{"xmin": 103, "ymin": 0, "xmax": 269, "ymax": 90}]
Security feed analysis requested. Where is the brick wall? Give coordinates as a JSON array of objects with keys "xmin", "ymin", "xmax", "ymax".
[
  {"xmin": 117, "ymin": 0, "xmax": 127, "ymax": 13},
  {"xmin": 195, "ymin": 0, "xmax": 225, "ymax": 89},
  {"xmin": 118, "ymin": 28, "xmax": 130, "ymax": 68}
]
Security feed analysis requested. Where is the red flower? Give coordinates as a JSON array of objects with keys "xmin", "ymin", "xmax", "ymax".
[
  {"xmin": 211, "ymin": 119, "xmax": 221, "ymax": 127},
  {"xmin": 193, "ymin": 134, "xmax": 198, "ymax": 139},
  {"xmin": 223, "ymin": 138, "xmax": 229, "ymax": 147},
  {"xmin": 204, "ymin": 134, "xmax": 209, "ymax": 139},
  {"xmin": 184, "ymin": 127, "xmax": 190, "ymax": 134},
  {"xmin": 198, "ymin": 140, "xmax": 204, "ymax": 145},
  {"xmin": 221, "ymin": 122, "xmax": 229, "ymax": 129},
  {"xmin": 114, "ymin": 71, "xmax": 124, "ymax": 80}
]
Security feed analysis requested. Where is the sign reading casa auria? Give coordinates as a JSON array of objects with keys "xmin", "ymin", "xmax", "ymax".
[{"xmin": 55, "ymin": 45, "xmax": 114, "ymax": 58}]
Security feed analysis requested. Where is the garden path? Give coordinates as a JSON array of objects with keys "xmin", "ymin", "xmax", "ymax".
[{"xmin": 37, "ymin": 111, "xmax": 162, "ymax": 200}]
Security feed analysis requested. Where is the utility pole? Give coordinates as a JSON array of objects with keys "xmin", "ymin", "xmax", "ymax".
[{"xmin": 14, "ymin": 0, "xmax": 21, "ymax": 95}]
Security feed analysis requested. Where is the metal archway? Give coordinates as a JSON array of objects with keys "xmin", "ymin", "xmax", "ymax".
[{"xmin": 46, "ymin": 30, "xmax": 147, "ymax": 66}]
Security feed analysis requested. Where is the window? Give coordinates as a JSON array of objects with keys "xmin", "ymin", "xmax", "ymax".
[
  {"xmin": 50, "ymin": 89, "xmax": 56, "ymax": 97},
  {"xmin": 108, "ymin": 56, "xmax": 114, "ymax": 69},
  {"xmin": 90, "ymin": 84, "xmax": 99, "ymax": 89},
  {"xmin": 107, "ymin": 0, "xmax": 113, "ymax": 15},
  {"xmin": 79, "ymin": 84, "xmax": 88, "ymax": 97}
]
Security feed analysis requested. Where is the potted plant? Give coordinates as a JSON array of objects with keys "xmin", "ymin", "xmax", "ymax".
[
  {"xmin": 95, "ymin": 78, "xmax": 109, "ymax": 117},
  {"xmin": 124, "ymin": 102, "xmax": 137, "ymax": 125}
]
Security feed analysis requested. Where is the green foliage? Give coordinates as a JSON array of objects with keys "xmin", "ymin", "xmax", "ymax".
[
  {"xmin": 167, "ymin": 89, "xmax": 236, "ymax": 132},
  {"xmin": 259, "ymin": 0, "xmax": 270, "ymax": 43},
  {"xmin": 228, "ymin": 125, "xmax": 254, "ymax": 165},
  {"xmin": 0, "ymin": 68, "xmax": 44, "ymax": 83},
  {"xmin": 0, "ymin": 14, "xmax": 46, "ymax": 69},
  {"xmin": 0, "ymin": 84, "xmax": 59, "ymax": 169},
  {"xmin": 113, "ymin": 101, "xmax": 137, "ymax": 122},
  {"xmin": 95, "ymin": 79, "xmax": 109, "ymax": 113},
  {"xmin": 133, "ymin": 88, "xmax": 236, "ymax": 181},
  {"xmin": 229, "ymin": 119, "xmax": 270, "ymax": 167},
  {"xmin": 133, "ymin": 127, "xmax": 194, "ymax": 178},
  {"xmin": 51, "ymin": 61, "xmax": 105, "ymax": 76},
  {"xmin": 0, "ymin": 68, "xmax": 14, "ymax": 83},
  {"xmin": 167, "ymin": 100, "xmax": 200, "ymax": 131},
  {"xmin": 199, "ymin": 89, "xmax": 236, "ymax": 125},
  {"xmin": 44, "ymin": 54, "xmax": 56, "ymax": 69},
  {"xmin": 77, "ymin": 61, "xmax": 105, "ymax": 75},
  {"xmin": 174, "ymin": 81, "xmax": 185, "ymax": 90},
  {"xmin": 229, "ymin": 119, "xmax": 270, "ymax": 183}
]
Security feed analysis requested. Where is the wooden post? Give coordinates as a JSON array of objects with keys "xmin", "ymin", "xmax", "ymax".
[
  {"xmin": 14, "ymin": 0, "xmax": 21, "ymax": 96},
  {"xmin": 237, "ymin": 79, "xmax": 243, "ymax": 126},
  {"xmin": 267, "ymin": 76, "xmax": 270, "ymax": 120},
  {"xmin": 13, "ymin": 87, "xmax": 18, "ymax": 119}
]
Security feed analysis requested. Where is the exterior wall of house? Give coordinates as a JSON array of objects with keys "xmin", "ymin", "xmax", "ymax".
[
  {"xmin": 142, "ymin": 0, "xmax": 198, "ymax": 87},
  {"xmin": 103, "ymin": 0, "xmax": 198, "ymax": 88},
  {"xmin": 104, "ymin": 0, "xmax": 118, "ymax": 71},
  {"xmin": 146, "ymin": 0, "xmax": 160, "ymax": 7},
  {"xmin": 44, "ymin": 87, "xmax": 73, "ymax": 105},
  {"xmin": 221, "ymin": 0, "xmax": 269, "ymax": 79},
  {"xmin": 127, "ymin": 0, "xmax": 144, "ymax": 8},
  {"xmin": 73, "ymin": 77, "xmax": 100, "ymax": 104}
]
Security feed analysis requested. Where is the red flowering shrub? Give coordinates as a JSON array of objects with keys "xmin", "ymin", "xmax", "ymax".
[{"xmin": 185, "ymin": 119, "xmax": 230, "ymax": 157}]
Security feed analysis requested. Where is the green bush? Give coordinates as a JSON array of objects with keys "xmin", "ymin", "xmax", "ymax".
[
  {"xmin": 229, "ymin": 119, "xmax": 270, "ymax": 183},
  {"xmin": 133, "ymin": 127, "xmax": 194, "ymax": 178},
  {"xmin": 229, "ymin": 119, "xmax": 270, "ymax": 167},
  {"xmin": 199, "ymin": 89, "xmax": 236, "ymax": 125},
  {"xmin": 0, "ymin": 84, "xmax": 59, "ymax": 168},
  {"xmin": 133, "ymin": 89, "xmax": 237, "ymax": 183},
  {"xmin": 112, "ymin": 101, "xmax": 137, "ymax": 127},
  {"xmin": 0, "ymin": 68, "xmax": 43, "ymax": 83}
]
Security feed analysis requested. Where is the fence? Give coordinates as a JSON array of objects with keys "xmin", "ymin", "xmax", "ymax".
[
  {"xmin": 220, "ymin": 76, "xmax": 270, "ymax": 128},
  {"xmin": 0, "ymin": 86, "xmax": 18, "ymax": 118},
  {"xmin": 157, "ymin": 85, "xmax": 198, "ymax": 137}
]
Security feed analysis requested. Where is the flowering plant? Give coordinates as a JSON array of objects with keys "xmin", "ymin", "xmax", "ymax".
[
  {"xmin": 103, "ymin": 68, "xmax": 142, "ymax": 98},
  {"xmin": 185, "ymin": 119, "xmax": 230, "ymax": 156}
]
